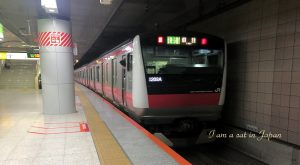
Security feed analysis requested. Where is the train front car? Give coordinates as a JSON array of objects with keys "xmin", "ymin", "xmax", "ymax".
[{"xmin": 131, "ymin": 33, "xmax": 227, "ymax": 143}]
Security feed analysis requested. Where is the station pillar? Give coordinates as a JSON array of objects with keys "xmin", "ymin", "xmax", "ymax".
[{"xmin": 37, "ymin": 18, "xmax": 75, "ymax": 114}]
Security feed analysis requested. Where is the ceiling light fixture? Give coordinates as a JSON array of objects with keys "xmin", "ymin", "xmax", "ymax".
[
  {"xmin": 99, "ymin": 0, "xmax": 112, "ymax": 5},
  {"xmin": 41, "ymin": 0, "xmax": 58, "ymax": 14}
]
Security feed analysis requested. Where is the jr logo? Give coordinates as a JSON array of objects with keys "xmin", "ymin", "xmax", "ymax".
[{"xmin": 50, "ymin": 33, "xmax": 61, "ymax": 44}]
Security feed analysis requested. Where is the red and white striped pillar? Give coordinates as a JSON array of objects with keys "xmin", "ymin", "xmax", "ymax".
[{"xmin": 38, "ymin": 19, "xmax": 75, "ymax": 114}]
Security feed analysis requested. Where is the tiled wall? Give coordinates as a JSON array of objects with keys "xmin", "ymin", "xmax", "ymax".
[{"xmin": 189, "ymin": 0, "xmax": 300, "ymax": 145}]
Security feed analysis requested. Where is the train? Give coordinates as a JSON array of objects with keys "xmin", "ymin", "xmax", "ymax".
[{"xmin": 75, "ymin": 32, "xmax": 227, "ymax": 141}]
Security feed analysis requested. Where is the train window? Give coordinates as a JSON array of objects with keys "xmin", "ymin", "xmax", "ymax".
[
  {"xmin": 105, "ymin": 63, "xmax": 108, "ymax": 82},
  {"xmin": 96, "ymin": 66, "xmax": 100, "ymax": 82},
  {"xmin": 92, "ymin": 67, "xmax": 94, "ymax": 81},
  {"xmin": 90, "ymin": 68, "xmax": 92, "ymax": 80},
  {"xmin": 142, "ymin": 46, "xmax": 223, "ymax": 75},
  {"xmin": 127, "ymin": 54, "xmax": 132, "ymax": 71}
]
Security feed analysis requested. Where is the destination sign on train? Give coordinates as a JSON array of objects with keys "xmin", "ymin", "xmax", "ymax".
[{"xmin": 157, "ymin": 36, "xmax": 207, "ymax": 46}]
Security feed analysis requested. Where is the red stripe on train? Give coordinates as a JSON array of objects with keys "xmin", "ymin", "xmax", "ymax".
[{"xmin": 148, "ymin": 93, "xmax": 220, "ymax": 109}]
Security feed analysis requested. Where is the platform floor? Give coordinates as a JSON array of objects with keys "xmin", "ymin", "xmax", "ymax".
[
  {"xmin": 0, "ymin": 88, "xmax": 99, "ymax": 165},
  {"xmin": 76, "ymin": 83, "xmax": 188, "ymax": 165},
  {"xmin": 0, "ymin": 85, "xmax": 189, "ymax": 165}
]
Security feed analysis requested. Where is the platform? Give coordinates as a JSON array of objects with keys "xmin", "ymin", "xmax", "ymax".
[
  {"xmin": 0, "ymin": 84, "xmax": 190, "ymax": 165},
  {"xmin": 76, "ymin": 83, "xmax": 190, "ymax": 165},
  {"xmin": 0, "ymin": 88, "xmax": 99, "ymax": 165}
]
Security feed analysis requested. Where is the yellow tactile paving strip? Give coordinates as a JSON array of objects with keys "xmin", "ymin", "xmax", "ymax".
[{"xmin": 75, "ymin": 85, "xmax": 132, "ymax": 165}]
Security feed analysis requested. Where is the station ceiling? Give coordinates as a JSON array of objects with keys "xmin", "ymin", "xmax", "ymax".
[{"xmin": 0, "ymin": 0, "xmax": 249, "ymax": 67}]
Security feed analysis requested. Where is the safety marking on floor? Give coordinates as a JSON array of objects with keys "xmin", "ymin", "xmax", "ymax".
[
  {"xmin": 75, "ymin": 84, "xmax": 132, "ymax": 165},
  {"xmin": 27, "ymin": 122, "xmax": 89, "ymax": 134}
]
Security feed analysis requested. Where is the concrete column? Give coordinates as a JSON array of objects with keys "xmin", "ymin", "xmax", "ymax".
[{"xmin": 38, "ymin": 18, "xmax": 75, "ymax": 114}]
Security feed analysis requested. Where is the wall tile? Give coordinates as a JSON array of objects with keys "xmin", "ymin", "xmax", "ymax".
[
  {"xmin": 280, "ymin": 95, "xmax": 290, "ymax": 107},
  {"xmin": 246, "ymin": 51, "xmax": 260, "ymax": 62},
  {"xmin": 271, "ymin": 116, "xmax": 280, "ymax": 126},
  {"xmin": 261, "ymin": 27, "xmax": 277, "ymax": 39},
  {"xmin": 247, "ymin": 29, "xmax": 261, "ymax": 40},
  {"xmin": 296, "ymin": 20, "xmax": 300, "ymax": 32},
  {"xmin": 276, "ymin": 35, "xmax": 286, "ymax": 48},
  {"xmin": 291, "ymin": 84, "xmax": 300, "ymax": 96},
  {"xmin": 264, "ymin": 115, "xmax": 271, "ymax": 125},
  {"xmin": 288, "ymin": 119, "xmax": 298, "ymax": 132},
  {"xmin": 279, "ymin": 106, "xmax": 290, "ymax": 119},
  {"xmin": 258, "ymin": 82, "xmax": 273, "ymax": 93},
  {"xmin": 260, "ymin": 37, "xmax": 276, "ymax": 50},
  {"xmin": 294, "ymin": 32, "xmax": 300, "ymax": 45},
  {"xmin": 272, "ymin": 94, "xmax": 281, "ymax": 105},
  {"xmin": 258, "ymin": 72, "xmax": 274, "ymax": 82},
  {"xmin": 260, "ymin": 49, "xmax": 275, "ymax": 61},
  {"xmin": 282, "ymin": 59, "xmax": 293, "ymax": 71},
  {"xmin": 278, "ymin": 10, "xmax": 296, "ymax": 24},
  {"xmin": 290, "ymin": 96, "xmax": 300, "ymax": 108},
  {"xmin": 281, "ymin": 83, "xmax": 291, "ymax": 95},
  {"xmin": 287, "ymin": 131, "xmax": 298, "ymax": 144},
  {"xmin": 291, "ymin": 72, "xmax": 300, "ymax": 83},
  {"xmin": 273, "ymin": 83, "xmax": 281, "ymax": 94},
  {"xmin": 279, "ymin": 117, "xmax": 289, "ymax": 129},
  {"xmin": 289, "ymin": 107, "xmax": 300, "ymax": 120},
  {"xmin": 264, "ymin": 104, "xmax": 272, "ymax": 115},
  {"xmin": 273, "ymin": 72, "xmax": 282, "ymax": 82},
  {"xmin": 293, "ymin": 45, "xmax": 300, "ymax": 58},
  {"xmin": 245, "ymin": 82, "xmax": 258, "ymax": 92},
  {"xmin": 281, "ymin": 72, "xmax": 292, "ymax": 83},
  {"xmin": 246, "ymin": 62, "xmax": 259, "ymax": 72},
  {"xmin": 274, "ymin": 60, "xmax": 283, "ymax": 71},
  {"xmin": 284, "ymin": 47, "xmax": 294, "ymax": 59},
  {"xmin": 247, "ymin": 40, "xmax": 261, "ymax": 52},
  {"xmin": 292, "ymin": 59, "xmax": 300, "ymax": 71},
  {"xmin": 259, "ymin": 61, "xmax": 274, "ymax": 71}
]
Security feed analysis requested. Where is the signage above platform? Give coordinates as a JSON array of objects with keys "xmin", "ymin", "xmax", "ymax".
[{"xmin": 0, "ymin": 52, "xmax": 40, "ymax": 60}]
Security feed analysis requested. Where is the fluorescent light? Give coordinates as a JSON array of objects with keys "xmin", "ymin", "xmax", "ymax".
[
  {"xmin": 100, "ymin": 0, "xmax": 112, "ymax": 5},
  {"xmin": 0, "ymin": 23, "xmax": 4, "ymax": 41},
  {"xmin": 41, "ymin": 0, "xmax": 58, "ymax": 14}
]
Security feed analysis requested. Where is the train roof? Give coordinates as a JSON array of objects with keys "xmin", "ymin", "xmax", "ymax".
[{"xmin": 75, "ymin": 31, "xmax": 225, "ymax": 70}]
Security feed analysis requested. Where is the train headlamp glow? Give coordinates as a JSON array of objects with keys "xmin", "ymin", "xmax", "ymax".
[{"xmin": 149, "ymin": 77, "xmax": 163, "ymax": 82}]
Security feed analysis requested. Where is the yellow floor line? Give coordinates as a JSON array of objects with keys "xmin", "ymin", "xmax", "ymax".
[{"xmin": 75, "ymin": 85, "xmax": 132, "ymax": 165}]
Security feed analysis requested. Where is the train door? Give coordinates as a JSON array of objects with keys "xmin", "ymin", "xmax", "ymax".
[
  {"xmin": 86, "ymin": 70, "xmax": 88, "ymax": 86},
  {"xmin": 95, "ymin": 65, "xmax": 99, "ymax": 92},
  {"xmin": 121, "ymin": 55, "xmax": 127, "ymax": 106},
  {"xmin": 89, "ymin": 68, "xmax": 91, "ymax": 88},
  {"xmin": 100, "ymin": 63, "xmax": 103, "ymax": 94},
  {"xmin": 88, "ymin": 69, "xmax": 90, "ymax": 87},
  {"xmin": 91, "ymin": 68, "xmax": 94, "ymax": 88},
  {"xmin": 103, "ymin": 62, "xmax": 108, "ymax": 96}
]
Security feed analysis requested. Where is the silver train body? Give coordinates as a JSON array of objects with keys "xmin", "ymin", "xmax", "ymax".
[{"xmin": 75, "ymin": 33, "xmax": 227, "ymax": 132}]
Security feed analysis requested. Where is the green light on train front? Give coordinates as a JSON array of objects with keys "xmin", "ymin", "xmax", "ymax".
[{"xmin": 166, "ymin": 36, "xmax": 180, "ymax": 45}]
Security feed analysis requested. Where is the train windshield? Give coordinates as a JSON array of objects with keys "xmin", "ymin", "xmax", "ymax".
[{"xmin": 142, "ymin": 46, "xmax": 224, "ymax": 75}]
